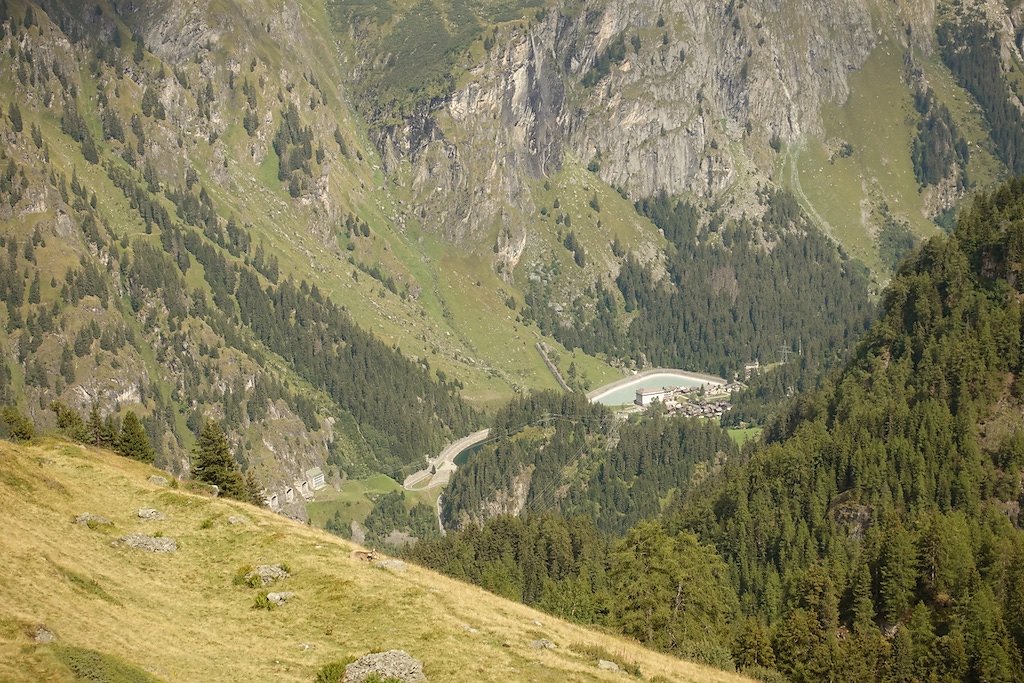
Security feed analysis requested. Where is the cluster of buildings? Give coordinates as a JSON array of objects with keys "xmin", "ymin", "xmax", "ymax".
[
  {"xmin": 264, "ymin": 466, "xmax": 326, "ymax": 511},
  {"xmin": 634, "ymin": 381, "xmax": 745, "ymax": 419}
]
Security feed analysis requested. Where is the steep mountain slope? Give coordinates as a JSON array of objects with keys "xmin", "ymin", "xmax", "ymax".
[
  {"xmin": 0, "ymin": 0, "xmax": 874, "ymax": 498},
  {"xmin": 0, "ymin": 437, "xmax": 754, "ymax": 683},
  {"xmin": 408, "ymin": 178, "xmax": 1024, "ymax": 681},
  {"xmin": 1, "ymin": 0, "xmax": 1022, "ymax": 502},
  {"xmin": 0, "ymin": 0, "xmax": 491, "ymax": 501},
  {"xmin": 342, "ymin": 0, "xmax": 1023, "ymax": 269}
]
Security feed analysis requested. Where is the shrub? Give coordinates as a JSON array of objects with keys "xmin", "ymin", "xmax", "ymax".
[
  {"xmin": 314, "ymin": 657, "xmax": 359, "ymax": 683},
  {"xmin": 252, "ymin": 593, "xmax": 274, "ymax": 610},
  {"xmin": 1, "ymin": 407, "xmax": 34, "ymax": 442},
  {"xmin": 52, "ymin": 645, "xmax": 159, "ymax": 683},
  {"xmin": 741, "ymin": 665, "xmax": 790, "ymax": 683},
  {"xmin": 233, "ymin": 565, "xmax": 260, "ymax": 588},
  {"xmin": 675, "ymin": 639, "xmax": 736, "ymax": 671}
]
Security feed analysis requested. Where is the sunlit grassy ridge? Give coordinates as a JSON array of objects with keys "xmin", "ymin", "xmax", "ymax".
[{"xmin": 0, "ymin": 439, "xmax": 753, "ymax": 682}]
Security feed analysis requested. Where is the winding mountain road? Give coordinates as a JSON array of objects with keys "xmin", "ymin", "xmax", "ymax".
[
  {"xmin": 403, "ymin": 429, "xmax": 490, "ymax": 492},
  {"xmin": 405, "ymin": 368, "xmax": 725, "ymax": 494}
]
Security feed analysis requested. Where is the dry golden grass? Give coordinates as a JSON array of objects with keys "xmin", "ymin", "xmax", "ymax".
[{"xmin": 0, "ymin": 439, "xmax": 754, "ymax": 682}]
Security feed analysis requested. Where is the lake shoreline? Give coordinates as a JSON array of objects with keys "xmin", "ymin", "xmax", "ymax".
[{"xmin": 586, "ymin": 367, "xmax": 728, "ymax": 405}]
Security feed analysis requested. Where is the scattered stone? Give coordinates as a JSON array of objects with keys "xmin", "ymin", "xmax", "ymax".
[
  {"xmin": 462, "ymin": 625, "xmax": 479, "ymax": 635},
  {"xmin": 298, "ymin": 642, "xmax": 315, "ymax": 651},
  {"xmin": 246, "ymin": 564, "xmax": 290, "ymax": 586},
  {"xmin": 529, "ymin": 639, "xmax": 556, "ymax": 650},
  {"xmin": 374, "ymin": 559, "xmax": 407, "ymax": 572},
  {"xmin": 266, "ymin": 591, "xmax": 294, "ymax": 606},
  {"xmin": 74, "ymin": 513, "xmax": 112, "ymax": 528},
  {"xmin": 137, "ymin": 508, "xmax": 165, "ymax": 520},
  {"xmin": 532, "ymin": 619, "xmax": 543, "ymax": 627},
  {"xmin": 148, "ymin": 475, "xmax": 169, "ymax": 487},
  {"xmin": 344, "ymin": 650, "xmax": 425, "ymax": 683},
  {"xmin": 114, "ymin": 533, "xmax": 177, "ymax": 553},
  {"xmin": 32, "ymin": 625, "xmax": 55, "ymax": 643},
  {"xmin": 597, "ymin": 659, "xmax": 620, "ymax": 672},
  {"xmin": 227, "ymin": 515, "xmax": 248, "ymax": 525}
]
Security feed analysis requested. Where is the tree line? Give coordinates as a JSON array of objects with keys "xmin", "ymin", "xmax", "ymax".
[
  {"xmin": 522, "ymin": 189, "xmax": 874, "ymax": 378},
  {"xmin": 411, "ymin": 178, "xmax": 1024, "ymax": 681}
]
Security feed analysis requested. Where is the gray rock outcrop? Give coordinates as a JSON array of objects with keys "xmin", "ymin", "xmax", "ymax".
[
  {"xmin": 137, "ymin": 508, "xmax": 165, "ymax": 520},
  {"xmin": 247, "ymin": 564, "xmax": 290, "ymax": 586},
  {"xmin": 266, "ymin": 591, "xmax": 294, "ymax": 606},
  {"xmin": 114, "ymin": 533, "xmax": 177, "ymax": 553},
  {"xmin": 32, "ymin": 625, "xmax": 55, "ymax": 643},
  {"xmin": 344, "ymin": 650, "xmax": 426, "ymax": 683},
  {"xmin": 597, "ymin": 659, "xmax": 620, "ymax": 672},
  {"xmin": 74, "ymin": 513, "xmax": 112, "ymax": 528}
]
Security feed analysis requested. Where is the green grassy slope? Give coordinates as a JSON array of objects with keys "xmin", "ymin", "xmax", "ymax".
[{"xmin": 0, "ymin": 438, "xmax": 754, "ymax": 683}]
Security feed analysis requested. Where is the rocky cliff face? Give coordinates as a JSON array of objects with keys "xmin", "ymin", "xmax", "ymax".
[
  {"xmin": 363, "ymin": 0, "xmax": 1023, "ymax": 252},
  {"xmin": 562, "ymin": 0, "xmax": 876, "ymax": 198},
  {"xmin": 369, "ymin": 0, "xmax": 885, "ymax": 244}
]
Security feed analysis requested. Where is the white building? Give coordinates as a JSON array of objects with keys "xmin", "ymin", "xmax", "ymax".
[
  {"xmin": 306, "ymin": 467, "xmax": 326, "ymax": 490},
  {"xmin": 635, "ymin": 387, "xmax": 676, "ymax": 406}
]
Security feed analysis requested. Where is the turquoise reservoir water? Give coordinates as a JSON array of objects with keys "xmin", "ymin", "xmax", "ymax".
[
  {"xmin": 454, "ymin": 441, "xmax": 487, "ymax": 466},
  {"xmin": 591, "ymin": 372, "xmax": 713, "ymax": 406}
]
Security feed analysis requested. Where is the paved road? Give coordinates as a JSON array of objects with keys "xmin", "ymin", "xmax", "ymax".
[
  {"xmin": 406, "ymin": 368, "xmax": 724, "ymax": 492},
  {"xmin": 403, "ymin": 428, "xmax": 490, "ymax": 491}
]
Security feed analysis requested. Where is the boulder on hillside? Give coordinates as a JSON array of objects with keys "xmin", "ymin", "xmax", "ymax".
[
  {"xmin": 597, "ymin": 659, "xmax": 620, "ymax": 672},
  {"xmin": 344, "ymin": 650, "xmax": 425, "ymax": 683},
  {"xmin": 137, "ymin": 508, "xmax": 165, "ymax": 520},
  {"xmin": 228, "ymin": 515, "xmax": 248, "ymax": 525},
  {"xmin": 74, "ymin": 513, "xmax": 112, "ymax": 529},
  {"xmin": 32, "ymin": 625, "xmax": 56, "ymax": 643},
  {"xmin": 266, "ymin": 591, "xmax": 294, "ymax": 606},
  {"xmin": 148, "ymin": 475, "xmax": 169, "ymax": 486},
  {"xmin": 114, "ymin": 533, "xmax": 176, "ymax": 553},
  {"xmin": 246, "ymin": 564, "xmax": 290, "ymax": 586}
]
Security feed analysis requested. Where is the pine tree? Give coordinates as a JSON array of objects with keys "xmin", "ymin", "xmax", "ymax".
[
  {"xmin": 81, "ymin": 133, "xmax": 99, "ymax": 164},
  {"xmin": 243, "ymin": 469, "xmax": 263, "ymax": 505},
  {"xmin": 1, "ymin": 406, "xmax": 33, "ymax": 441},
  {"xmin": 192, "ymin": 421, "xmax": 246, "ymax": 499},
  {"xmin": 86, "ymin": 403, "xmax": 115, "ymax": 448},
  {"xmin": 28, "ymin": 271, "xmax": 40, "ymax": 303},
  {"xmin": 8, "ymin": 101, "xmax": 22, "ymax": 133},
  {"xmin": 50, "ymin": 400, "xmax": 88, "ymax": 441},
  {"xmin": 879, "ymin": 521, "xmax": 918, "ymax": 623},
  {"xmin": 116, "ymin": 411, "xmax": 155, "ymax": 463},
  {"xmin": 59, "ymin": 345, "xmax": 74, "ymax": 384}
]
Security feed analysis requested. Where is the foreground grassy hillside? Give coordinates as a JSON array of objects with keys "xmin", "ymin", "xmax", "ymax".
[{"xmin": 0, "ymin": 438, "xmax": 752, "ymax": 683}]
